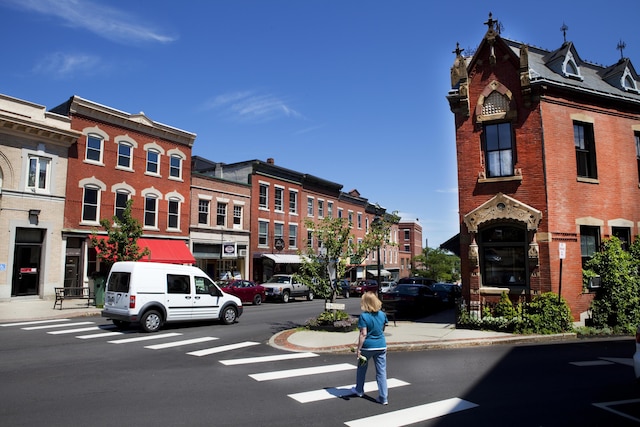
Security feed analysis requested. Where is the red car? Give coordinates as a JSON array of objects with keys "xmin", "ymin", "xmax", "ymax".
[{"xmin": 220, "ymin": 280, "xmax": 266, "ymax": 305}]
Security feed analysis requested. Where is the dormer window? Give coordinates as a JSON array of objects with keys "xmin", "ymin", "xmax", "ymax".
[
  {"xmin": 562, "ymin": 52, "xmax": 582, "ymax": 80},
  {"xmin": 622, "ymin": 67, "xmax": 639, "ymax": 93}
]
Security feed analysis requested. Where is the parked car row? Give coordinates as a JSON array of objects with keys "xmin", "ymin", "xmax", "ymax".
[{"xmin": 380, "ymin": 277, "xmax": 462, "ymax": 318}]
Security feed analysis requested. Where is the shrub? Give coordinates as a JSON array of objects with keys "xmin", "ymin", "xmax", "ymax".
[
  {"xmin": 494, "ymin": 292, "xmax": 517, "ymax": 318},
  {"xmin": 515, "ymin": 292, "xmax": 573, "ymax": 334}
]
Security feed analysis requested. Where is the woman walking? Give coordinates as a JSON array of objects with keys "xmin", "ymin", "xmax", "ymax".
[{"xmin": 351, "ymin": 291, "xmax": 389, "ymax": 405}]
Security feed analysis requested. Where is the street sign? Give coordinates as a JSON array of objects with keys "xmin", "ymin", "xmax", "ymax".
[
  {"xmin": 274, "ymin": 238, "xmax": 285, "ymax": 251},
  {"xmin": 559, "ymin": 242, "xmax": 566, "ymax": 259}
]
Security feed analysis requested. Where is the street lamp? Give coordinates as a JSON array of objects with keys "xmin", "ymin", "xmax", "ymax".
[{"xmin": 372, "ymin": 215, "xmax": 382, "ymax": 299}]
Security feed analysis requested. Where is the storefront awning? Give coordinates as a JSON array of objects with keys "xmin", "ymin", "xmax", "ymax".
[
  {"xmin": 92, "ymin": 236, "xmax": 195, "ymax": 264},
  {"xmin": 262, "ymin": 254, "xmax": 305, "ymax": 264},
  {"xmin": 367, "ymin": 269, "xmax": 392, "ymax": 277}
]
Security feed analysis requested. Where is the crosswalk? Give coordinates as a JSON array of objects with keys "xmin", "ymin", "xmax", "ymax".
[{"xmin": 2, "ymin": 318, "xmax": 479, "ymax": 425}]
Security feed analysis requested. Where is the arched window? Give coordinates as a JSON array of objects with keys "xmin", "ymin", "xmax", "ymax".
[{"xmin": 479, "ymin": 224, "xmax": 527, "ymax": 287}]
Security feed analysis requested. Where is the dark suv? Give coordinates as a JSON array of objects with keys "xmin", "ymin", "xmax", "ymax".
[
  {"xmin": 349, "ymin": 279, "xmax": 379, "ymax": 296},
  {"xmin": 397, "ymin": 277, "xmax": 436, "ymax": 287}
]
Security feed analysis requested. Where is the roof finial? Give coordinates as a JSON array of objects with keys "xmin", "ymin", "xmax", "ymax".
[
  {"xmin": 484, "ymin": 12, "xmax": 496, "ymax": 31},
  {"xmin": 560, "ymin": 22, "xmax": 568, "ymax": 43},
  {"xmin": 453, "ymin": 42, "xmax": 464, "ymax": 57},
  {"xmin": 617, "ymin": 39, "xmax": 627, "ymax": 60}
]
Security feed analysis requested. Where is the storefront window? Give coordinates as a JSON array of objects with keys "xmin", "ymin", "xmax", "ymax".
[{"xmin": 479, "ymin": 224, "xmax": 527, "ymax": 287}]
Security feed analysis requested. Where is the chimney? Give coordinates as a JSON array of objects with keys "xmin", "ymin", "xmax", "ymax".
[{"xmin": 267, "ymin": 158, "xmax": 274, "ymax": 164}]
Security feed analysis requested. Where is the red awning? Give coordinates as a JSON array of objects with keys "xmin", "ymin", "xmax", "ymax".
[{"xmin": 92, "ymin": 236, "xmax": 195, "ymax": 264}]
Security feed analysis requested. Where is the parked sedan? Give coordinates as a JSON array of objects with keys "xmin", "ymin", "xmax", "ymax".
[
  {"xmin": 219, "ymin": 280, "xmax": 266, "ymax": 305},
  {"xmin": 349, "ymin": 279, "xmax": 378, "ymax": 297},
  {"xmin": 431, "ymin": 282, "xmax": 462, "ymax": 306},
  {"xmin": 380, "ymin": 281, "xmax": 397, "ymax": 294},
  {"xmin": 381, "ymin": 284, "xmax": 439, "ymax": 316}
]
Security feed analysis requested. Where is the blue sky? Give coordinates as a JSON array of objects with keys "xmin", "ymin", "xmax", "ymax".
[{"xmin": 2, "ymin": 1, "xmax": 639, "ymax": 247}]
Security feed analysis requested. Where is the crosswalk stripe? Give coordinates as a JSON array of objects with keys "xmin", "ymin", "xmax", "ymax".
[
  {"xmin": 108, "ymin": 332, "xmax": 183, "ymax": 343},
  {"xmin": 1, "ymin": 319, "xmax": 71, "ymax": 327},
  {"xmin": 570, "ymin": 360, "xmax": 614, "ymax": 367},
  {"xmin": 22, "ymin": 321, "xmax": 94, "ymax": 330},
  {"xmin": 77, "ymin": 331, "xmax": 126, "ymax": 339},
  {"xmin": 344, "ymin": 397, "xmax": 479, "ymax": 427},
  {"xmin": 48, "ymin": 326, "xmax": 104, "ymax": 334},
  {"xmin": 288, "ymin": 378, "xmax": 410, "ymax": 403},
  {"xmin": 220, "ymin": 352, "xmax": 318, "ymax": 366},
  {"xmin": 600, "ymin": 357, "xmax": 634, "ymax": 367},
  {"xmin": 145, "ymin": 337, "xmax": 219, "ymax": 349},
  {"xmin": 249, "ymin": 363, "xmax": 355, "ymax": 382},
  {"xmin": 187, "ymin": 341, "xmax": 260, "ymax": 356}
]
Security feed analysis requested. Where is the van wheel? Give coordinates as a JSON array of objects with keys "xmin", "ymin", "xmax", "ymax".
[
  {"xmin": 253, "ymin": 294, "xmax": 262, "ymax": 305},
  {"xmin": 282, "ymin": 291, "xmax": 290, "ymax": 303},
  {"xmin": 307, "ymin": 291, "xmax": 314, "ymax": 301},
  {"xmin": 221, "ymin": 305, "xmax": 238, "ymax": 324},
  {"xmin": 112, "ymin": 320, "xmax": 130, "ymax": 330},
  {"xmin": 140, "ymin": 310, "xmax": 162, "ymax": 333}
]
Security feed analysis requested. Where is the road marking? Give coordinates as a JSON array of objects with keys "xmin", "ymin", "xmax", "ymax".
[
  {"xmin": 570, "ymin": 360, "xmax": 614, "ymax": 367},
  {"xmin": 145, "ymin": 337, "xmax": 219, "ymax": 349},
  {"xmin": 600, "ymin": 357, "xmax": 634, "ymax": 367},
  {"xmin": 108, "ymin": 333, "xmax": 183, "ymax": 343},
  {"xmin": 593, "ymin": 398, "xmax": 640, "ymax": 423},
  {"xmin": 48, "ymin": 326, "xmax": 104, "ymax": 334},
  {"xmin": 77, "ymin": 331, "xmax": 127, "ymax": 339},
  {"xmin": 220, "ymin": 352, "xmax": 319, "ymax": 365},
  {"xmin": 344, "ymin": 397, "xmax": 479, "ymax": 427},
  {"xmin": 288, "ymin": 378, "xmax": 410, "ymax": 403},
  {"xmin": 22, "ymin": 321, "xmax": 94, "ymax": 330},
  {"xmin": 187, "ymin": 341, "xmax": 260, "ymax": 356},
  {"xmin": 1, "ymin": 319, "xmax": 71, "ymax": 327},
  {"xmin": 249, "ymin": 363, "xmax": 355, "ymax": 381}
]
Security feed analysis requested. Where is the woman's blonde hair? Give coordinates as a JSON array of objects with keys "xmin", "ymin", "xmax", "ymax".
[{"xmin": 360, "ymin": 291, "xmax": 382, "ymax": 313}]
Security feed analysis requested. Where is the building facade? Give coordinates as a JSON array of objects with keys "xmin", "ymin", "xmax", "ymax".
[
  {"xmin": 398, "ymin": 219, "xmax": 423, "ymax": 278},
  {"xmin": 196, "ymin": 157, "xmax": 400, "ymax": 283},
  {"xmin": 190, "ymin": 156, "xmax": 251, "ymax": 281},
  {"xmin": 447, "ymin": 14, "xmax": 640, "ymax": 321},
  {"xmin": 0, "ymin": 94, "xmax": 80, "ymax": 300},
  {"xmin": 51, "ymin": 96, "xmax": 197, "ymax": 290}
]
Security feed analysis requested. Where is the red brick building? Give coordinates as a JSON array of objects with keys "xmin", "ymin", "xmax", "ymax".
[
  {"xmin": 52, "ymin": 96, "xmax": 197, "ymax": 288},
  {"xmin": 447, "ymin": 15, "xmax": 640, "ymax": 321},
  {"xmin": 194, "ymin": 157, "xmax": 399, "ymax": 283}
]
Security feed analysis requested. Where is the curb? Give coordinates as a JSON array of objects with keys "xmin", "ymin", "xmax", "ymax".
[{"xmin": 269, "ymin": 329, "xmax": 579, "ymax": 353}]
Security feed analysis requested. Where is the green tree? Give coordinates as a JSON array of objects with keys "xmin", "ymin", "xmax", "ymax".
[
  {"xmin": 586, "ymin": 236, "xmax": 640, "ymax": 333},
  {"xmin": 413, "ymin": 247, "xmax": 460, "ymax": 282},
  {"xmin": 90, "ymin": 199, "xmax": 150, "ymax": 271},
  {"xmin": 296, "ymin": 217, "xmax": 353, "ymax": 302},
  {"xmin": 356, "ymin": 210, "xmax": 400, "ymax": 284}
]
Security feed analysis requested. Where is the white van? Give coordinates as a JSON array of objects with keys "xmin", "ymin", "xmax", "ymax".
[{"xmin": 101, "ymin": 261, "xmax": 243, "ymax": 332}]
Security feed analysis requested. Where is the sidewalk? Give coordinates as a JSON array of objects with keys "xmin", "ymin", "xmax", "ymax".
[{"xmin": 0, "ymin": 298, "xmax": 577, "ymax": 352}]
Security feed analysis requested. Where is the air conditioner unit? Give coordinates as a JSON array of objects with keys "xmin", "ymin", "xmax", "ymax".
[
  {"xmin": 238, "ymin": 249, "xmax": 247, "ymax": 257},
  {"xmin": 587, "ymin": 276, "xmax": 601, "ymax": 289}
]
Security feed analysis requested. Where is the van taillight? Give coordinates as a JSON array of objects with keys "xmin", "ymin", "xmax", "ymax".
[{"xmin": 129, "ymin": 295, "xmax": 136, "ymax": 308}]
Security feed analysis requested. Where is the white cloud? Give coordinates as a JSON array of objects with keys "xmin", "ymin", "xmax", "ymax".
[
  {"xmin": 5, "ymin": 0, "xmax": 176, "ymax": 44},
  {"xmin": 32, "ymin": 52, "xmax": 101, "ymax": 78},
  {"xmin": 203, "ymin": 90, "xmax": 304, "ymax": 123}
]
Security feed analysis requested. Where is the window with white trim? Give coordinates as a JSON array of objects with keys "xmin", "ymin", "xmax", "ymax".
[
  {"xmin": 168, "ymin": 198, "xmax": 180, "ymax": 230},
  {"xmin": 275, "ymin": 222, "xmax": 284, "ymax": 242},
  {"xmin": 86, "ymin": 134, "xmax": 103, "ymax": 163},
  {"xmin": 217, "ymin": 202, "xmax": 227, "ymax": 227},
  {"xmin": 259, "ymin": 183, "xmax": 268, "ymax": 209},
  {"xmin": 258, "ymin": 220, "xmax": 268, "ymax": 246},
  {"xmin": 198, "ymin": 200, "xmax": 209, "ymax": 225},
  {"xmin": 27, "ymin": 155, "xmax": 51, "ymax": 192},
  {"xmin": 357, "ymin": 213, "xmax": 362, "ymax": 229},
  {"xmin": 233, "ymin": 205, "xmax": 242, "ymax": 227},
  {"xmin": 289, "ymin": 190, "xmax": 297, "ymax": 214},
  {"xmin": 484, "ymin": 122, "xmax": 514, "ymax": 177},
  {"xmin": 307, "ymin": 230, "xmax": 313, "ymax": 248},
  {"xmin": 327, "ymin": 201, "xmax": 333, "ymax": 218},
  {"xmin": 274, "ymin": 187, "xmax": 284, "ymax": 212},
  {"xmin": 146, "ymin": 149, "xmax": 160, "ymax": 175},
  {"xmin": 318, "ymin": 199, "xmax": 324, "ymax": 218},
  {"xmin": 114, "ymin": 190, "xmax": 130, "ymax": 221},
  {"xmin": 580, "ymin": 225, "xmax": 600, "ymax": 269},
  {"xmin": 307, "ymin": 197, "xmax": 314, "ymax": 217},
  {"xmin": 144, "ymin": 195, "xmax": 158, "ymax": 228},
  {"xmin": 169, "ymin": 155, "xmax": 182, "ymax": 179},
  {"xmin": 82, "ymin": 186, "xmax": 100, "ymax": 223},
  {"xmin": 289, "ymin": 224, "xmax": 297, "ymax": 248},
  {"xmin": 117, "ymin": 142, "xmax": 133, "ymax": 169}
]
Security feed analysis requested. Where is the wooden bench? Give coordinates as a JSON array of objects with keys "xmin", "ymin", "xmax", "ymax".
[{"xmin": 53, "ymin": 287, "xmax": 95, "ymax": 310}]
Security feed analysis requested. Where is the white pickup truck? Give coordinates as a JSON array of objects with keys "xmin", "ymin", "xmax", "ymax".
[{"xmin": 262, "ymin": 274, "xmax": 313, "ymax": 303}]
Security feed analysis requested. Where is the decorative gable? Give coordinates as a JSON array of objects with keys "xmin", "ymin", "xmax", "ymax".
[{"xmin": 543, "ymin": 42, "xmax": 584, "ymax": 81}]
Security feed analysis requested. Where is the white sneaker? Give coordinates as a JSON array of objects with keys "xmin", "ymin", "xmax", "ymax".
[
  {"xmin": 378, "ymin": 398, "xmax": 388, "ymax": 405},
  {"xmin": 350, "ymin": 387, "xmax": 363, "ymax": 397}
]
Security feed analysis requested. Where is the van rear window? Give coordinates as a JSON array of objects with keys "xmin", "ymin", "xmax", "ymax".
[{"xmin": 107, "ymin": 272, "xmax": 131, "ymax": 293}]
